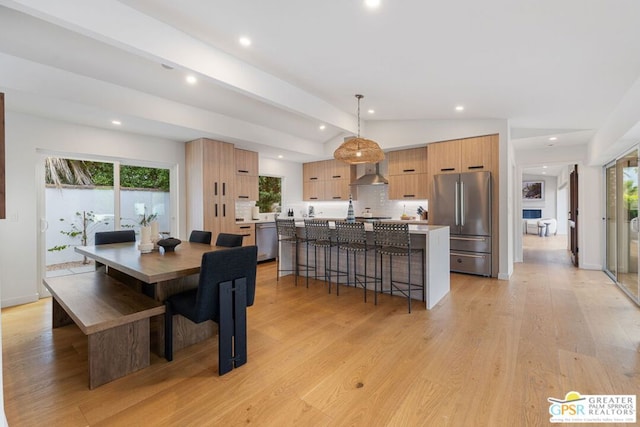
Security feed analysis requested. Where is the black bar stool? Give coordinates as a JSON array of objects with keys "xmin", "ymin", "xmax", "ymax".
[
  {"xmin": 275, "ymin": 218, "xmax": 309, "ymax": 286},
  {"xmin": 303, "ymin": 219, "xmax": 336, "ymax": 292},
  {"xmin": 373, "ymin": 222, "xmax": 424, "ymax": 313},
  {"xmin": 334, "ymin": 221, "xmax": 376, "ymax": 302}
]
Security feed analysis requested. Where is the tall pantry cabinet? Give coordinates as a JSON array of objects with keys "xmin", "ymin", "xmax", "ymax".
[{"xmin": 186, "ymin": 138, "xmax": 236, "ymax": 243}]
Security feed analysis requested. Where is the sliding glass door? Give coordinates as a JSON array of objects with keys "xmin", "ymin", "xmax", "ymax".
[
  {"xmin": 605, "ymin": 149, "xmax": 640, "ymax": 305},
  {"xmin": 43, "ymin": 157, "xmax": 171, "ymax": 279}
]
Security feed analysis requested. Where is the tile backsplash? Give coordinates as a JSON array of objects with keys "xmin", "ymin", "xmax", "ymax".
[
  {"xmin": 304, "ymin": 185, "xmax": 427, "ymax": 220},
  {"xmin": 237, "ymin": 185, "xmax": 428, "ymax": 221}
]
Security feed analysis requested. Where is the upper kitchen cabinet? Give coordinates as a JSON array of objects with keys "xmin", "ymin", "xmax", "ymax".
[
  {"xmin": 186, "ymin": 138, "xmax": 236, "ymax": 242},
  {"xmin": 428, "ymin": 135, "xmax": 496, "ymax": 175},
  {"xmin": 303, "ymin": 161, "xmax": 326, "ymax": 182},
  {"xmin": 234, "ymin": 148, "xmax": 259, "ymax": 200},
  {"xmin": 428, "ymin": 140, "xmax": 461, "ymax": 174},
  {"xmin": 387, "ymin": 147, "xmax": 428, "ymax": 200},
  {"xmin": 326, "ymin": 159, "xmax": 351, "ymax": 181},
  {"xmin": 460, "ymin": 134, "xmax": 494, "ymax": 172},
  {"xmin": 236, "ymin": 175, "xmax": 259, "ymax": 201},
  {"xmin": 234, "ymin": 148, "xmax": 259, "ymax": 176},
  {"xmin": 302, "ymin": 159, "xmax": 355, "ymax": 201},
  {"xmin": 387, "ymin": 147, "xmax": 428, "ymax": 175}
]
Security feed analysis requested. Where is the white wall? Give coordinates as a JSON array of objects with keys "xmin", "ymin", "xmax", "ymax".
[{"xmin": 0, "ymin": 112, "xmax": 187, "ymax": 307}]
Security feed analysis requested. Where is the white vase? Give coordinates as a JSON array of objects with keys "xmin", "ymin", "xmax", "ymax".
[
  {"xmin": 140, "ymin": 225, "xmax": 152, "ymax": 244},
  {"xmin": 150, "ymin": 221, "xmax": 159, "ymax": 242}
]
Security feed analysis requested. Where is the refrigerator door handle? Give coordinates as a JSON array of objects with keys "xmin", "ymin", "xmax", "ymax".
[
  {"xmin": 460, "ymin": 181, "xmax": 465, "ymax": 226},
  {"xmin": 454, "ymin": 182, "xmax": 459, "ymax": 226}
]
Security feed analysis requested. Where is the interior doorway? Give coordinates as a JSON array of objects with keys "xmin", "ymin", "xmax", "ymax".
[{"xmin": 569, "ymin": 165, "xmax": 579, "ymax": 267}]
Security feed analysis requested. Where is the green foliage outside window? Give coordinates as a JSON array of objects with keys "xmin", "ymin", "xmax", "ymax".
[
  {"xmin": 257, "ymin": 176, "xmax": 281, "ymax": 213},
  {"xmin": 45, "ymin": 158, "xmax": 169, "ymax": 191}
]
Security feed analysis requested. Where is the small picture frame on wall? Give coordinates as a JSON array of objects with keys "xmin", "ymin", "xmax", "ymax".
[{"xmin": 522, "ymin": 181, "xmax": 544, "ymax": 200}]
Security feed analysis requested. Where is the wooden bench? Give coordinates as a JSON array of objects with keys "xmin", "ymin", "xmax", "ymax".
[{"xmin": 43, "ymin": 271, "xmax": 165, "ymax": 389}]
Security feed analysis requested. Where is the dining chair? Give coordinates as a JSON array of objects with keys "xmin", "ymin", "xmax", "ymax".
[
  {"xmin": 215, "ymin": 233, "xmax": 244, "ymax": 247},
  {"xmin": 189, "ymin": 230, "xmax": 212, "ymax": 244},
  {"xmin": 164, "ymin": 245, "xmax": 258, "ymax": 375},
  {"xmin": 94, "ymin": 229, "xmax": 136, "ymax": 245}
]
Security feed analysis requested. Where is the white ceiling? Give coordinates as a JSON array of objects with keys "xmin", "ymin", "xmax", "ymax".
[{"xmin": 2, "ymin": 0, "xmax": 640, "ymax": 172}]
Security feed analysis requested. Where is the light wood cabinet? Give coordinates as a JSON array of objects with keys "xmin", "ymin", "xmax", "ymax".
[
  {"xmin": 324, "ymin": 180, "xmax": 350, "ymax": 201},
  {"xmin": 326, "ymin": 160, "xmax": 351, "ymax": 181},
  {"xmin": 186, "ymin": 138, "xmax": 236, "ymax": 243},
  {"xmin": 387, "ymin": 147, "xmax": 428, "ymax": 200},
  {"xmin": 303, "ymin": 161, "xmax": 326, "ymax": 182},
  {"xmin": 234, "ymin": 223, "xmax": 255, "ymax": 246},
  {"xmin": 234, "ymin": 148, "xmax": 259, "ymax": 176},
  {"xmin": 461, "ymin": 134, "xmax": 493, "ymax": 172},
  {"xmin": 387, "ymin": 147, "xmax": 427, "ymax": 175},
  {"xmin": 236, "ymin": 175, "xmax": 259, "ymax": 201},
  {"xmin": 234, "ymin": 148, "xmax": 259, "ymax": 201},
  {"xmin": 428, "ymin": 135, "xmax": 494, "ymax": 175},
  {"xmin": 388, "ymin": 174, "xmax": 428, "ymax": 200},
  {"xmin": 302, "ymin": 159, "xmax": 354, "ymax": 201},
  {"xmin": 428, "ymin": 140, "xmax": 462, "ymax": 174},
  {"xmin": 303, "ymin": 181, "xmax": 324, "ymax": 201}
]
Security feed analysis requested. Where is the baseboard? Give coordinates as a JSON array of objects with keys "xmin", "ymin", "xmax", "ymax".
[{"xmin": 1, "ymin": 293, "xmax": 39, "ymax": 308}]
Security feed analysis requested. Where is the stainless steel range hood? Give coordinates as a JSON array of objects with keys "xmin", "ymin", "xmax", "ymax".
[{"xmin": 351, "ymin": 162, "xmax": 388, "ymax": 186}]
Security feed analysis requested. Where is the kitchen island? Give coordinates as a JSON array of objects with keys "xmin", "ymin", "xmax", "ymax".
[{"xmin": 279, "ymin": 223, "xmax": 450, "ymax": 310}]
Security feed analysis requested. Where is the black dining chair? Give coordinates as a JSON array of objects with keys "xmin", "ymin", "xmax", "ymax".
[
  {"xmin": 94, "ymin": 229, "xmax": 136, "ymax": 245},
  {"xmin": 164, "ymin": 245, "xmax": 258, "ymax": 375},
  {"xmin": 215, "ymin": 233, "xmax": 244, "ymax": 247},
  {"xmin": 189, "ymin": 230, "xmax": 212, "ymax": 245}
]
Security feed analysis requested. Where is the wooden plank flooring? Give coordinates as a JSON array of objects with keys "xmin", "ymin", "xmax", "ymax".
[{"xmin": 3, "ymin": 235, "xmax": 639, "ymax": 426}]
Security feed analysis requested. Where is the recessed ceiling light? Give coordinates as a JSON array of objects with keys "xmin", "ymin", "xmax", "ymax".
[
  {"xmin": 455, "ymin": 105, "xmax": 464, "ymax": 111},
  {"xmin": 542, "ymin": 165, "xmax": 548, "ymax": 169},
  {"xmin": 367, "ymin": 109, "xmax": 375, "ymax": 114},
  {"xmin": 277, "ymin": 155, "xmax": 283, "ymax": 159},
  {"xmin": 111, "ymin": 120, "xmax": 121, "ymax": 126},
  {"xmin": 364, "ymin": 0, "xmax": 381, "ymax": 9},
  {"xmin": 319, "ymin": 124, "xmax": 326, "ymax": 130},
  {"xmin": 185, "ymin": 75, "xmax": 197, "ymax": 85},
  {"xmin": 239, "ymin": 36, "xmax": 252, "ymax": 47},
  {"xmin": 549, "ymin": 136, "xmax": 557, "ymax": 141}
]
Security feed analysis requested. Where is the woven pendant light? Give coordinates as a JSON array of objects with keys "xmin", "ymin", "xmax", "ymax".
[{"xmin": 333, "ymin": 94, "xmax": 385, "ymax": 164}]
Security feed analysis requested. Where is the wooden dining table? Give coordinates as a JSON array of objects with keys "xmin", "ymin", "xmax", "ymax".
[{"xmin": 75, "ymin": 241, "xmax": 227, "ymax": 356}]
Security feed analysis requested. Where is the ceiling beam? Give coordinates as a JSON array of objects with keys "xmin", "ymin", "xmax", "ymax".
[{"xmin": 0, "ymin": 0, "xmax": 358, "ymax": 134}]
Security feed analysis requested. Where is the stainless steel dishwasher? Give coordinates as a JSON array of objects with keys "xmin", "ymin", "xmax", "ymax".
[{"xmin": 255, "ymin": 222, "xmax": 277, "ymax": 261}]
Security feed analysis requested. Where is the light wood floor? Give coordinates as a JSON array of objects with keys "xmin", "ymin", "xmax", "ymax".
[{"xmin": 3, "ymin": 235, "xmax": 639, "ymax": 426}]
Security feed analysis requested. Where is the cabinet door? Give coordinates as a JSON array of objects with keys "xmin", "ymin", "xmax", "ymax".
[
  {"xmin": 216, "ymin": 141, "xmax": 237, "ymax": 233},
  {"xmin": 326, "ymin": 159, "xmax": 351, "ymax": 181},
  {"xmin": 235, "ymin": 223, "xmax": 255, "ymax": 246},
  {"xmin": 324, "ymin": 180, "xmax": 351, "ymax": 201},
  {"xmin": 234, "ymin": 148, "xmax": 258, "ymax": 176},
  {"xmin": 303, "ymin": 181, "xmax": 324, "ymax": 201},
  {"xmin": 388, "ymin": 174, "xmax": 428, "ymax": 200},
  {"xmin": 388, "ymin": 147, "xmax": 428, "ymax": 175},
  {"xmin": 461, "ymin": 135, "xmax": 494, "ymax": 172},
  {"xmin": 428, "ymin": 140, "xmax": 461, "ymax": 174},
  {"xmin": 235, "ymin": 175, "xmax": 259, "ymax": 201},
  {"xmin": 303, "ymin": 161, "xmax": 326, "ymax": 182}
]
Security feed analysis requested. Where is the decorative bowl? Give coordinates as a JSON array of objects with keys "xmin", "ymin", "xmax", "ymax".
[{"xmin": 157, "ymin": 238, "xmax": 182, "ymax": 252}]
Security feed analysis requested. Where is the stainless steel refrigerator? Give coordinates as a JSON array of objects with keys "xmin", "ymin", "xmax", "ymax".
[{"xmin": 431, "ymin": 171, "xmax": 492, "ymax": 276}]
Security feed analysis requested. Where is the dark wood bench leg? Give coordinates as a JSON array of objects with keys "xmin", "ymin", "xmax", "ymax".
[
  {"xmin": 88, "ymin": 319, "xmax": 150, "ymax": 389},
  {"xmin": 51, "ymin": 297, "xmax": 74, "ymax": 329}
]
